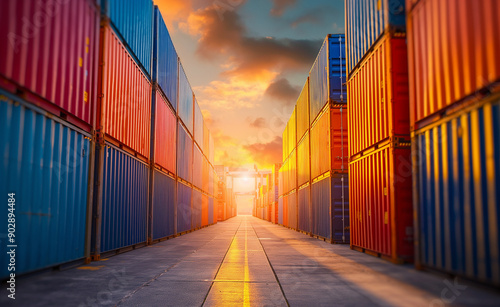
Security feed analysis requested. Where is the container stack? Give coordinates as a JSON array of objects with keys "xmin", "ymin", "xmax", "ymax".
[
  {"xmin": 407, "ymin": 0, "xmax": 500, "ymax": 285},
  {"xmin": 215, "ymin": 166, "xmax": 236, "ymax": 221},
  {"xmin": 0, "ymin": 0, "xmax": 220, "ymax": 277},
  {"xmin": 345, "ymin": 0, "xmax": 413, "ymax": 263},
  {"xmin": 0, "ymin": 0, "xmax": 100, "ymax": 278},
  {"xmin": 270, "ymin": 164, "xmax": 282, "ymax": 224},
  {"xmin": 273, "ymin": 35, "xmax": 349, "ymax": 244}
]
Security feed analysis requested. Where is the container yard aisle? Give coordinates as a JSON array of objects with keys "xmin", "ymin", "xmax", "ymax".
[{"xmin": 2, "ymin": 216, "xmax": 500, "ymax": 306}]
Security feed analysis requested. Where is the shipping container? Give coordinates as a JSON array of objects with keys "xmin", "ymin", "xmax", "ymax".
[
  {"xmin": 203, "ymin": 157, "xmax": 210, "ymax": 193},
  {"xmin": 201, "ymin": 194, "xmax": 209, "ymax": 227},
  {"xmin": 296, "ymin": 79, "xmax": 310, "ymax": 142},
  {"xmin": 289, "ymin": 150, "xmax": 297, "ymax": 192},
  {"xmin": 413, "ymin": 95, "xmax": 500, "ymax": 286},
  {"xmin": 153, "ymin": 90, "xmax": 176, "ymax": 173},
  {"xmin": 288, "ymin": 107, "xmax": 297, "ymax": 156},
  {"xmin": 151, "ymin": 169, "xmax": 175, "ymax": 240},
  {"xmin": 178, "ymin": 63, "xmax": 194, "ymax": 135},
  {"xmin": 209, "ymin": 166, "xmax": 214, "ymax": 195},
  {"xmin": 208, "ymin": 197, "xmax": 214, "ymax": 225},
  {"xmin": 177, "ymin": 181, "xmax": 192, "ymax": 233},
  {"xmin": 288, "ymin": 191, "xmax": 298, "ymax": 230},
  {"xmin": 345, "ymin": 0, "xmax": 406, "ymax": 76},
  {"xmin": 194, "ymin": 100, "xmax": 204, "ymax": 148},
  {"xmin": 297, "ymin": 132, "xmax": 310, "ymax": 186},
  {"xmin": 349, "ymin": 145, "xmax": 413, "ymax": 262},
  {"xmin": 310, "ymin": 105, "xmax": 348, "ymax": 180},
  {"xmin": 309, "ymin": 34, "xmax": 347, "ymax": 123},
  {"xmin": 283, "ymin": 195, "xmax": 289, "ymax": 227},
  {"xmin": 310, "ymin": 174, "xmax": 349, "ymax": 243},
  {"xmin": 298, "ymin": 185, "xmax": 310, "ymax": 234},
  {"xmin": 95, "ymin": 143, "xmax": 149, "ymax": 255},
  {"xmin": 203, "ymin": 124, "xmax": 210, "ymax": 157},
  {"xmin": 177, "ymin": 122, "xmax": 193, "ymax": 182},
  {"xmin": 272, "ymin": 202, "xmax": 277, "ymax": 224},
  {"xmin": 192, "ymin": 189, "xmax": 202, "ymax": 229},
  {"xmin": 0, "ymin": 95, "xmax": 92, "ymax": 278},
  {"xmin": 104, "ymin": 0, "xmax": 153, "ymax": 77},
  {"xmin": 282, "ymin": 122, "xmax": 289, "ymax": 161},
  {"xmin": 347, "ymin": 34, "xmax": 409, "ymax": 157},
  {"xmin": 209, "ymin": 132, "xmax": 215, "ymax": 166},
  {"xmin": 193, "ymin": 145, "xmax": 203, "ymax": 189},
  {"xmin": 278, "ymin": 197, "xmax": 284, "ymax": 225},
  {"xmin": 407, "ymin": 0, "xmax": 500, "ymax": 128},
  {"xmin": 98, "ymin": 24, "xmax": 152, "ymax": 159},
  {"xmin": 154, "ymin": 6, "xmax": 178, "ymax": 110},
  {"xmin": 0, "ymin": 0, "xmax": 100, "ymax": 131}
]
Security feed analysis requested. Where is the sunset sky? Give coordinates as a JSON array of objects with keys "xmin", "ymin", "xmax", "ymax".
[{"xmin": 155, "ymin": 0, "xmax": 345, "ymax": 171}]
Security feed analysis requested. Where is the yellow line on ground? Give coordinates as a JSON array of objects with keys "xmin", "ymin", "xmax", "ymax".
[{"xmin": 244, "ymin": 219, "xmax": 250, "ymax": 306}]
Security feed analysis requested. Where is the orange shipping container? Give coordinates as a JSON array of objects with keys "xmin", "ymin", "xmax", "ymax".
[
  {"xmin": 347, "ymin": 34, "xmax": 410, "ymax": 157},
  {"xmin": 288, "ymin": 149, "xmax": 297, "ymax": 193},
  {"xmin": 296, "ymin": 79, "xmax": 310, "ymax": 142},
  {"xmin": 202, "ymin": 194, "xmax": 209, "ymax": 227},
  {"xmin": 154, "ymin": 90, "xmax": 176, "ymax": 173},
  {"xmin": 99, "ymin": 25, "xmax": 151, "ymax": 159},
  {"xmin": 310, "ymin": 105, "xmax": 348, "ymax": 180},
  {"xmin": 407, "ymin": 0, "xmax": 500, "ymax": 128},
  {"xmin": 297, "ymin": 132, "xmax": 310, "ymax": 186}
]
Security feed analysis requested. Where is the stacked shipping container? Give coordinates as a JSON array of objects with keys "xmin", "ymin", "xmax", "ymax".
[
  {"xmin": 407, "ymin": 0, "xmax": 500, "ymax": 285},
  {"xmin": 346, "ymin": 0, "xmax": 413, "ymax": 263},
  {"xmin": 0, "ymin": 0, "xmax": 221, "ymax": 277}
]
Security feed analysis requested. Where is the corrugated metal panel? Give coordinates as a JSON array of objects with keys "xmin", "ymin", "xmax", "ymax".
[
  {"xmin": 331, "ymin": 106, "xmax": 348, "ymax": 172},
  {"xmin": 278, "ymin": 197, "xmax": 283, "ymax": 225},
  {"xmin": 209, "ymin": 166, "xmax": 214, "ymax": 195},
  {"xmin": 349, "ymin": 145, "xmax": 413, "ymax": 262},
  {"xmin": 193, "ymin": 145, "xmax": 203, "ymax": 189},
  {"xmin": 296, "ymin": 79, "xmax": 310, "ymax": 141},
  {"xmin": 208, "ymin": 197, "xmax": 214, "ymax": 225},
  {"xmin": 0, "ymin": 0, "xmax": 99, "ymax": 130},
  {"xmin": 309, "ymin": 35, "xmax": 347, "ymax": 123},
  {"xmin": 100, "ymin": 144, "xmax": 149, "ymax": 253},
  {"xmin": 0, "ymin": 97, "xmax": 90, "ymax": 278},
  {"xmin": 104, "ymin": 0, "xmax": 153, "ymax": 77},
  {"xmin": 100, "ymin": 25, "xmax": 152, "ymax": 158},
  {"xmin": 289, "ymin": 150, "xmax": 297, "ymax": 192},
  {"xmin": 194, "ymin": 100, "xmax": 204, "ymax": 148},
  {"xmin": 209, "ymin": 132, "xmax": 215, "ymax": 165},
  {"xmin": 298, "ymin": 186, "xmax": 310, "ymax": 233},
  {"xmin": 345, "ymin": 0, "xmax": 406, "ymax": 76},
  {"xmin": 414, "ymin": 97, "xmax": 500, "ymax": 285},
  {"xmin": 282, "ymin": 122, "xmax": 288, "ymax": 161},
  {"xmin": 311, "ymin": 109, "xmax": 330, "ymax": 180},
  {"xmin": 177, "ymin": 122, "xmax": 193, "ymax": 182},
  {"xmin": 287, "ymin": 107, "xmax": 297, "ymax": 155},
  {"xmin": 283, "ymin": 195, "xmax": 289, "ymax": 226},
  {"xmin": 202, "ymin": 194, "xmax": 209, "ymax": 227},
  {"xmin": 152, "ymin": 169, "xmax": 175, "ymax": 240},
  {"xmin": 311, "ymin": 175, "xmax": 349, "ymax": 242},
  {"xmin": 178, "ymin": 63, "xmax": 194, "ymax": 134},
  {"xmin": 154, "ymin": 90, "xmax": 176, "ymax": 173},
  {"xmin": 154, "ymin": 6, "xmax": 178, "ymax": 110},
  {"xmin": 203, "ymin": 157, "xmax": 210, "ymax": 193},
  {"xmin": 297, "ymin": 132, "xmax": 310, "ymax": 186},
  {"xmin": 347, "ymin": 35, "xmax": 409, "ymax": 157},
  {"xmin": 407, "ymin": 0, "xmax": 500, "ymax": 127},
  {"xmin": 203, "ymin": 124, "xmax": 210, "ymax": 156},
  {"xmin": 177, "ymin": 182, "xmax": 192, "ymax": 233},
  {"xmin": 192, "ymin": 189, "xmax": 202, "ymax": 229}
]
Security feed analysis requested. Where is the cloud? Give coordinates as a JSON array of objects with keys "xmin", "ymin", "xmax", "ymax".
[
  {"xmin": 249, "ymin": 117, "xmax": 267, "ymax": 128},
  {"xmin": 182, "ymin": 5, "xmax": 322, "ymax": 82},
  {"xmin": 270, "ymin": 0, "xmax": 296, "ymax": 16},
  {"xmin": 243, "ymin": 137, "xmax": 283, "ymax": 169},
  {"xmin": 265, "ymin": 78, "xmax": 300, "ymax": 105}
]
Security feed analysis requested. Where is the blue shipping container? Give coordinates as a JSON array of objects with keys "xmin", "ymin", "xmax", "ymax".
[
  {"xmin": 152, "ymin": 169, "xmax": 175, "ymax": 240},
  {"xmin": 0, "ymin": 95, "xmax": 91, "ymax": 278},
  {"xmin": 177, "ymin": 122, "xmax": 193, "ymax": 182},
  {"xmin": 298, "ymin": 186, "xmax": 310, "ymax": 233},
  {"xmin": 415, "ymin": 97, "xmax": 500, "ymax": 286},
  {"xmin": 177, "ymin": 182, "xmax": 192, "ymax": 233},
  {"xmin": 104, "ymin": 0, "xmax": 153, "ymax": 77},
  {"xmin": 192, "ymin": 189, "xmax": 202, "ymax": 229},
  {"xmin": 288, "ymin": 191, "xmax": 298, "ymax": 230},
  {"xmin": 99, "ymin": 143, "xmax": 149, "ymax": 253},
  {"xmin": 345, "ymin": 0, "xmax": 406, "ymax": 76},
  {"xmin": 178, "ymin": 63, "xmax": 194, "ymax": 134},
  {"xmin": 309, "ymin": 34, "xmax": 347, "ymax": 123},
  {"xmin": 278, "ymin": 197, "xmax": 283, "ymax": 225},
  {"xmin": 153, "ymin": 6, "xmax": 178, "ymax": 110},
  {"xmin": 311, "ymin": 174, "xmax": 349, "ymax": 242}
]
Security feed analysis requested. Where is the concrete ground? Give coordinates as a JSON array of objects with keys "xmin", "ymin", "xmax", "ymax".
[{"xmin": 1, "ymin": 216, "xmax": 499, "ymax": 306}]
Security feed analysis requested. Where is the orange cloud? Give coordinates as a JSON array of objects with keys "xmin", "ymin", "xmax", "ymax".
[{"xmin": 243, "ymin": 137, "xmax": 283, "ymax": 169}]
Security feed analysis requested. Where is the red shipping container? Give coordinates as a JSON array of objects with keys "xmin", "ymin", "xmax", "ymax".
[
  {"xmin": 202, "ymin": 194, "xmax": 209, "ymax": 227},
  {"xmin": 0, "ymin": 0, "xmax": 99, "ymax": 131},
  {"xmin": 407, "ymin": 0, "xmax": 500, "ymax": 128},
  {"xmin": 310, "ymin": 105, "xmax": 348, "ymax": 180},
  {"xmin": 347, "ymin": 34, "xmax": 410, "ymax": 158},
  {"xmin": 349, "ymin": 145, "xmax": 413, "ymax": 263},
  {"xmin": 154, "ymin": 90, "xmax": 176, "ymax": 174},
  {"xmin": 98, "ymin": 24, "xmax": 151, "ymax": 159}
]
